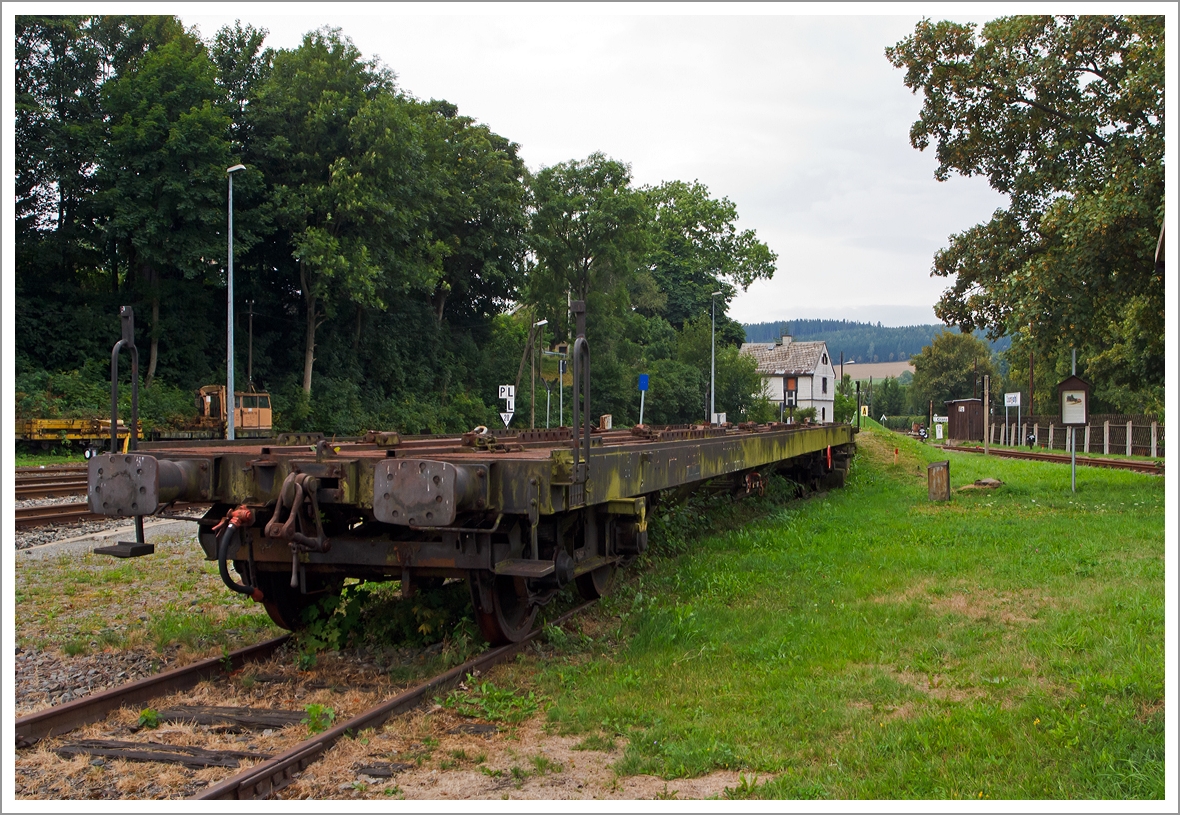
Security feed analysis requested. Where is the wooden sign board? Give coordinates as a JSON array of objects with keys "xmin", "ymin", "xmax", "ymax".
[{"xmin": 1056, "ymin": 375, "xmax": 1091, "ymax": 426}]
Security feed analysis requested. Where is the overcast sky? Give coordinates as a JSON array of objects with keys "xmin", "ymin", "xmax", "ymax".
[
  {"xmin": 9, "ymin": 2, "xmax": 1018, "ymax": 327},
  {"xmin": 174, "ymin": 3, "xmax": 1014, "ymax": 327}
]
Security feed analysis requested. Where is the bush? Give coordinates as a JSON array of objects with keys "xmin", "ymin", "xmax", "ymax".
[
  {"xmin": 793, "ymin": 406, "xmax": 817, "ymax": 423},
  {"xmin": 880, "ymin": 415, "xmax": 926, "ymax": 431},
  {"xmin": 15, "ymin": 361, "xmax": 198, "ymax": 431}
]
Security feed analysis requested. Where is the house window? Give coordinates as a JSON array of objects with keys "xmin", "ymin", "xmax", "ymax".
[
  {"xmin": 822, "ymin": 353, "xmax": 828, "ymax": 365},
  {"xmin": 822, "ymin": 377, "xmax": 828, "ymax": 394},
  {"xmin": 822, "ymin": 407, "xmax": 826, "ymax": 421}
]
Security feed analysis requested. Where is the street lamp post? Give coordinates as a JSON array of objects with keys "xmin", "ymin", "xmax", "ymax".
[
  {"xmin": 531, "ymin": 319, "xmax": 547, "ymax": 428},
  {"xmin": 710, "ymin": 290, "xmax": 722, "ymax": 424},
  {"xmin": 226, "ymin": 163, "xmax": 246, "ymax": 440}
]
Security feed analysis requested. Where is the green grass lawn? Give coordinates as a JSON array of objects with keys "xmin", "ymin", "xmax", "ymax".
[
  {"xmin": 15, "ymin": 448, "xmax": 86, "ymax": 468},
  {"xmin": 536, "ymin": 425, "xmax": 1165, "ymax": 799}
]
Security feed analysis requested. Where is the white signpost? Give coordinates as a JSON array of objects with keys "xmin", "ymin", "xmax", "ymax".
[
  {"xmin": 498, "ymin": 384, "xmax": 515, "ymax": 427},
  {"xmin": 1005, "ymin": 392, "xmax": 1021, "ymax": 445},
  {"xmin": 932, "ymin": 414, "xmax": 947, "ymax": 441}
]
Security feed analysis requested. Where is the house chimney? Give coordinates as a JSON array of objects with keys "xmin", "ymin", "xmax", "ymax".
[{"xmin": 780, "ymin": 335, "xmax": 792, "ymax": 347}]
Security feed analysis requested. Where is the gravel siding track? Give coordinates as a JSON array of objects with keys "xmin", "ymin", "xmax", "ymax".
[
  {"xmin": 15, "ymin": 502, "xmax": 204, "ymax": 550},
  {"xmin": 15, "ymin": 523, "xmax": 213, "ymax": 714}
]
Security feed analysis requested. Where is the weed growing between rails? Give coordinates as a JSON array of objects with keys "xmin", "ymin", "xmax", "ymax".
[
  {"xmin": 291, "ymin": 580, "xmax": 485, "ymax": 671},
  {"xmin": 534, "ymin": 425, "xmax": 1164, "ymax": 798}
]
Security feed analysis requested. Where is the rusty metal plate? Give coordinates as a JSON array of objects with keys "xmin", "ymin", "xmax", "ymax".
[
  {"xmin": 373, "ymin": 459, "xmax": 459, "ymax": 526},
  {"xmin": 88, "ymin": 453, "xmax": 158, "ymax": 516}
]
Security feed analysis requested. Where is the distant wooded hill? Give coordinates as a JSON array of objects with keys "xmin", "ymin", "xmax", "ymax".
[{"xmin": 743, "ymin": 319, "xmax": 1010, "ymax": 364}]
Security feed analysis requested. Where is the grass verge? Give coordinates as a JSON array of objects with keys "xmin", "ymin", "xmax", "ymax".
[
  {"xmin": 15, "ymin": 537, "xmax": 275, "ymax": 658},
  {"xmin": 534, "ymin": 425, "xmax": 1164, "ymax": 799}
]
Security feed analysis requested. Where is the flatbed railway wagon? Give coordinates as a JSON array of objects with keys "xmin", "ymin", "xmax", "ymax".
[{"xmin": 85, "ymin": 303, "xmax": 856, "ymax": 644}]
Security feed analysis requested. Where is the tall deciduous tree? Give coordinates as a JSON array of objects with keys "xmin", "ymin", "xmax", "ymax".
[
  {"xmin": 528, "ymin": 153, "xmax": 649, "ymax": 320},
  {"xmin": 886, "ymin": 15, "xmax": 1163, "ymax": 410},
  {"xmin": 97, "ymin": 20, "xmax": 231, "ymax": 387},
  {"xmin": 910, "ymin": 331, "xmax": 997, "ymax": 411},
  {"xmin": 412, "ymin": 99, "xmax": 528, "ymax": 325},
  {"xmin": 641, "ymin": 179, "xmax": 777, "ymax": 331},
  {"xmin": 14, "ymin": 16, "xmax": 106, "ymax": 284},
  {"xmin": 250, "ymin": 27, "xmax": 438, "ymax": 395}
]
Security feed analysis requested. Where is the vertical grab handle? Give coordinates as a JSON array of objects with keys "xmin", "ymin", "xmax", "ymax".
[
  {"xmin": 108, "ymin": 306, "xmax": 144, "ymax": 546},
  {"xmin": 109, "ymin": 305, "xmax": 140, "ymax": 454}
]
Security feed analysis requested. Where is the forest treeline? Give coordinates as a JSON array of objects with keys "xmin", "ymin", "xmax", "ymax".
[
  {"xmin": 16, "ymin": 15, "xmax": 1163, "ymax": 435},
  {"xmin": 15, "ymin": 16, "xmax": 779, "ymax": 433},
  {"xmin": 742, "ymin": 320, "xmax": 1010, "ymax": 364}
]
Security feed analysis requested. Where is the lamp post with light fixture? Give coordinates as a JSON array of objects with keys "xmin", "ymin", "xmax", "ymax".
[
  {"xmin": 710, "ymin": 290, "xmax": 722, "ymax": 424},
  {"xmin": 226, "ymin": 163, "xmax": 246, "ymax": 440},
  {"xmin": 531, "ymin": 319, "xmax": 548, "ymax": 428}
]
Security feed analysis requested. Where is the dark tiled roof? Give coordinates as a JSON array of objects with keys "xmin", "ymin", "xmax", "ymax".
[{"xmin": 739, "ymin": 340, "xmax": 828, "ymax": 376}]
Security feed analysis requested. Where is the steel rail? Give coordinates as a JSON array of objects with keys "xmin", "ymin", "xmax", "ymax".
[
  {"xmin": 15, "ymin": 465, "xmax": 88, "ymax": 477},
  {"xmin": 15, "ymin": 636, "xmax": 290, "ymax": 747},
  {"xmin": 192, "ymin": 600, "xmax": 597, "ymax": 800},
  {"xmin": 15, "ymin": 502, "xmax": 101, "ymax": 528},
  {"xmin": 15, "ymin": 501, "xmax": 210, "ymax": 529},
  {"xmin": 15, "ymin": 479, "xmax": 89, "ymax": 499},
  {"xmin": 943, "ymin": 445, "xmax": 1164, "ymax": 474}
]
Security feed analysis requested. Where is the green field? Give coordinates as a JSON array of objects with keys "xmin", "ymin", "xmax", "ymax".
[{"xmin": 535, "ymin": 424, "xmax": 1165, "ymax": 799}]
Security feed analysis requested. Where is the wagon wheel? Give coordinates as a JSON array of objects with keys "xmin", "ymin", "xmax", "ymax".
[
  {"xmin": 251, "ymin": 569, "xmax": 342, "ymax": 631},
  {"xmin": 576, "ymin": 563, "xmax": 616, "ymax": 600},
  {"xmin": 469, "ymin": 573, "xmax": 537, "ymax": 646}
]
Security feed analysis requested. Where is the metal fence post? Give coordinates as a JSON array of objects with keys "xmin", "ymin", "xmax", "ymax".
[
  {"xmin": 1151, "ymin": 421, "xmax": 1158, "ymax": 458},
  {"xmin": 1126, "ymin": 420, "xmax": 1133, "ymax": 456},
  {"xmin": 1104, "ymin": 420, "xmax": 1110, "ymax": 454},
  {"xmin": 1048, "ymin": 423, "xmax": 1054, "ymax": 450},
  {"xmin": 1084, "ymin": 425, "xmax": 1091, "ymax": 454}
]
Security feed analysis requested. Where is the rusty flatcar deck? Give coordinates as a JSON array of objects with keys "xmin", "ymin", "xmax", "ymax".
[
  {"xmin": 84, "ymin": 301, "xmax": 855, "ymax": 644},
  {"xmin": 87, "ymin": 421, "xmax": 855, "ymax": 644}
]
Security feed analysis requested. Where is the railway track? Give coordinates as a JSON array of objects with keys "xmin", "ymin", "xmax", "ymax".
[
  {"xmin": 942, "ymin": 445, "xmax": 1164, "ymax": 474},
  {"xmin": 15, "ymin": 476, "xmax": 89, "ymax": 499},
  {"xmin": 15, "ymin": 500, "xmax": 211, "ymax": 529},
  {"xmin": 15, "ymin": 636, "xmax": 291, "ymax": 747},
  {"xmin": 14, "ymin": 600, "xmax": 594, "ymax": 800},
  {"xmin": 14, "ymin": 502, "xmax": 103, "ymax": 528},
  {"xmin": 16, "ymin": 465, "xmax": 87, "ymax": 476}
]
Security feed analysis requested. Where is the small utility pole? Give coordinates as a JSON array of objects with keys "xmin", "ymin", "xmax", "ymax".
[
  {"xmin": 247, "ymin": 299, "xmax": 255, "ymax": 390},
  {"xmin": 984, "ymin": 374, "xmax": 990, "ymax": 454},
  {"xmin": 1071, "ymin": 349, "xmax": 1077, "ymax": 493},
  {"xmin": 1029, "ymin": 349, "xmax": 1035, "ymax": 415}
]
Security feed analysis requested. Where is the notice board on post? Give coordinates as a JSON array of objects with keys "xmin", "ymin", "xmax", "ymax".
[{"xmin": 1056, "ymin": 375, "xmax": 1091, "ymax": 426}]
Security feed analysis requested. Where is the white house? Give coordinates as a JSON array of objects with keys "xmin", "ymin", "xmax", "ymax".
[{"xmin": 739, "ymin": 336, "xmax": 837, "ymax": 423}]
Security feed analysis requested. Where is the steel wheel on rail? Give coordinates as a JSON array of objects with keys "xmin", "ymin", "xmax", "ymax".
[
  {"xmin": 575, "ymin": 563, "xmax": 616, "ymax": 600},
  {"xmin": 468, "ymin": 572, "xmax": 538, "ymax": 645},
  {"xmin": 251, "ymin": 570, "xmax": 342, "ymax": 631}
]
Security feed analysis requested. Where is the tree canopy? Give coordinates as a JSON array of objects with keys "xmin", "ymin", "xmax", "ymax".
[
  {"xmin": 14, "ymin": 15, "xmax": 780, "ymax": 434},
  {"xmin": 910, "ymin": 331, "xmax": 997, "ymax": 411},
  {"xmin": 886, "ymin": 15, "xmax": 1163, "ymax": 412}
]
